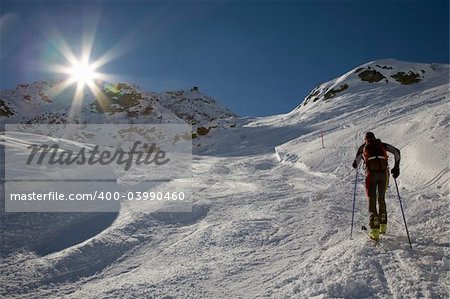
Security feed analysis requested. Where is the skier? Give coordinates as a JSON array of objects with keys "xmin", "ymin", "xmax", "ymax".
[{"xmin": 352, "ymin": 132, "xmax": 400, "ymax": 241}]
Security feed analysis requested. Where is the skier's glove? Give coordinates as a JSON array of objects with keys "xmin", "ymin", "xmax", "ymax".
[
  {"xmin": 391, "ymin": 166, "xmax": 400, "ymax": 179},
  {"xmin": 352, "ymin": 160, "xmax": 357, "ymax": 169}
]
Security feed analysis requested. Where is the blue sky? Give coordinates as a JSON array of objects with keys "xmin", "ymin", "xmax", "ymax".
[{"xmin": 1, "ymin": 0, "xmax": 449, "ymax": 116}]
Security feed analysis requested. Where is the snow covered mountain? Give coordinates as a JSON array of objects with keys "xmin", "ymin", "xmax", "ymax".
[
  {"xmin": 1, "ymin": 59, "xmax": 449, "ymax": 298},
  {"xmin": 0, "ymin": 81, "xmax": 236, "ymax": 140},
  {"xmin": 297, "ymin": 59, "xmax": 446, "ymax": 110}
]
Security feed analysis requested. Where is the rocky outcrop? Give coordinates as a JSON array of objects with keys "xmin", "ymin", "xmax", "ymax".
[
  {"xmin": 358, "ymin": 69, "xmax": 386, "ymax": 83},
  {"xmin": 324, "ymin": 84, "xmax": 349, "ymax": 100},
  {"xmin": 301, "ymin": 83, "xmax": 349, "ymax": 106},
  {"xmin": 391, "ymin": 71, "xmax": 421, "ymax": 84},
  {"xmin": 25, "ymin": 112, "xmax": 68, "ymax": 124},
  {"xmin": 91, "ymin": 83, "xmax": 146, "ymax": 115},
  {"xmin": 0, "ymin": 99, "xmax": 15, "ymax": 117},
  {"xmin": 302, "ymin": 86, "xmax": 322, "ymax": 106}
]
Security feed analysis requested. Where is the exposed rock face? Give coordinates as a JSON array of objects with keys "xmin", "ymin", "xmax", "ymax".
[
  {"xmin": 90, "ymin": 83, "xmax": 148, "ymax": 115},
  {"xmin": 25, "ymin": 112, "xmax": 68, "ymax": 124},
  {"xmin": 358, "ymin": 70, "xmax": 386, "ymax": 83},
  {"xmin": 324, "ymin": 84, "xmax": 349, "ymax": 100},
  {"xmin": 302, "ymin": 86, "xmax": 322, "ymax": 106},
  {"xmin": 196, "ymin": 127, "xmax": 210, "ymax": 136},
  {"xmin": 301, "ymin": 83, "xmax": 350, "ymax": 107},
  {"xmin": 0, "ymin": 99, "xmax": 15, "ymax": 117},
  {"xmin": 391, "ymin": 71, "xmax": 421, "ymax": 84}
]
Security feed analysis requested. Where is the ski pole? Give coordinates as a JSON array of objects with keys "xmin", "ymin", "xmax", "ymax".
[
  {"xmin": 393, "ymin": 178, "xmax": 413, "ymax": 250},
  {"xmin": 350, "ymin": 167, "xmax": 358, "ymax": 239},
  {"xmin": 350, "ymin": 131, "xmax": 360, "ymax": 240}
]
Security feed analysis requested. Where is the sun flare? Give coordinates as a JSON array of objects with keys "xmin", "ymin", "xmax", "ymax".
[
  {"xmin": 69, "ymin": 60, "xmax": 97, "ymax": 84},
  {"xmin": 43, "ymin": 25, "xmax": 126, "ymax": 121}
]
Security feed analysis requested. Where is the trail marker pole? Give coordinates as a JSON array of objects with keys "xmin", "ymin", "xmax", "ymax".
[{"xmin": 321, "ymin": 131, "xmax": 324, "ymax": 148}]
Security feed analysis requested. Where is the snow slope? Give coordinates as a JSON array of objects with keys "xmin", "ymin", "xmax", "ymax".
[{"xmin": 1, "ymin": 59, "xmax": 449, "ymax": 298}]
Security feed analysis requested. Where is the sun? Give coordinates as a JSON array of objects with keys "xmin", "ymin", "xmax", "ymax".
[
  {"xmin": 68, "ymin": 59, "xmax": 97, "ymax": 84},
  {"xmin": 46, "ymin": 51, "xmax": 112, "ymax": 120}
]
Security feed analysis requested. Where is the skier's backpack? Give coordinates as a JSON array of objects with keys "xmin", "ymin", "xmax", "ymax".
[{"xmin": 363, "ymin": 139, "xmax": 388, "ymax": 171}]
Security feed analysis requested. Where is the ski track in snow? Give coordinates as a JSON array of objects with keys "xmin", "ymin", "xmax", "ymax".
[{"xmin": 1, "ymin": 60, "xmax": 449, "ymax": 298}]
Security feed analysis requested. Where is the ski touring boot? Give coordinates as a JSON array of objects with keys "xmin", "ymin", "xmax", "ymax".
[
  {"xmin": 368, "ymin": 228, "xmax": 379, "ymax": 241},
  {"xmin": 379, "ymin": 224, "xmax": 387, "ymax": 235}
]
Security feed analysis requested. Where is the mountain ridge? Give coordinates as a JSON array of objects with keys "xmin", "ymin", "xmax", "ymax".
[{"xmin": 0, "ymin": 81, "xmax": 236, "ymax": 133}]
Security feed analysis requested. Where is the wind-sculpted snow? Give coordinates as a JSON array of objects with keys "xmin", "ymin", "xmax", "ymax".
[{"xmin": 0, "ymin": 59, "xmax": 449, "ymax": 298}]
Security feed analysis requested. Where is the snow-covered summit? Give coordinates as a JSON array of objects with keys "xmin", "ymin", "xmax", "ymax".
[{"xmin": 295, "ymin": 59, "xmax": 448, "ymax": 111}]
